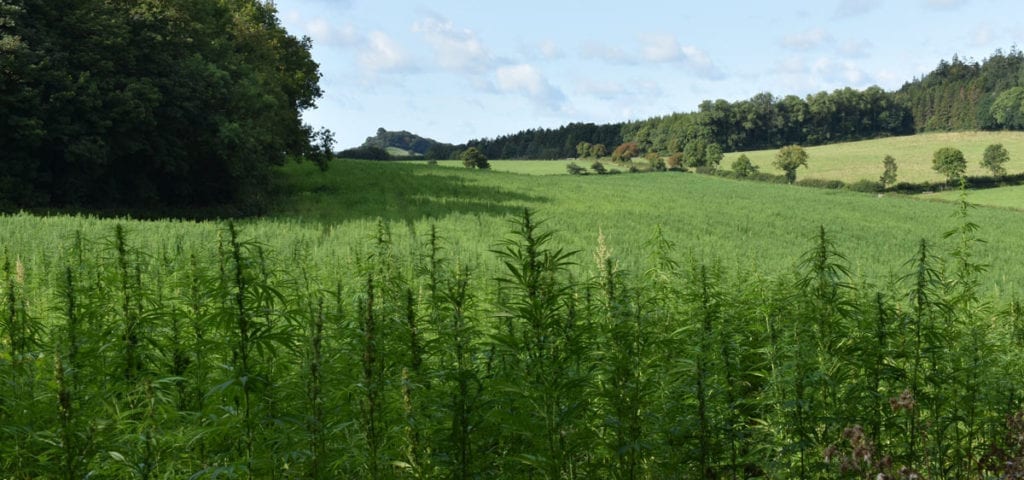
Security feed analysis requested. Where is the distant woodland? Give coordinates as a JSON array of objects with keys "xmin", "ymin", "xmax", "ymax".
[{"xmin": 439, "ymin": 49, "xmax": 1024, "ymax": 160}]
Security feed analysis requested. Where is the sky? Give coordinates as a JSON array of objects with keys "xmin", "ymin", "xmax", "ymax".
[{"xmin": 279, "ymin": 0, "xmax": 1024, "ymax": 148}]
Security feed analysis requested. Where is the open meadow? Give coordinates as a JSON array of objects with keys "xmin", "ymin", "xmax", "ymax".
[
  {"xmin": 723, "ymin": 130, "xmax": 1024, "ymax": 184},
  {"xmin": 4, "ymin": 157, "xmax": 1024, "ymax": 478}
]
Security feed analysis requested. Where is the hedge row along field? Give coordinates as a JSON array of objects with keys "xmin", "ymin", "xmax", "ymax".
[{"xmin": 2, "ymin": 201, "xmax": 1024, "ymax": 478}]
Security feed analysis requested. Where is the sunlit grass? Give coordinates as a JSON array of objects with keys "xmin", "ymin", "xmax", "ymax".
[
  {"xmin": 267, "ymin": 160, "xmax": 1024, "ymax": 292},
  {"xmin": 723, "ymin": 131, "xmax": 1024, "ymax": 184},
  {"xmin": 928, "ymin": 183, "xmax": 1024, "ymax": 210}
]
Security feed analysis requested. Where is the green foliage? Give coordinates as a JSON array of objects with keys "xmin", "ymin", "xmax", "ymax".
[
  {"xmin": 2, "ymin": 186, "xmax": 1024, "ymax": 477},
  {"xmin": 773, "ymin": 145, "xmax": 809, "ymax": 183},
  {"xmin": 468, "ymin": 122, "xmax": 622, "ymax": 160},
  {"xmin": 611, "ymin": 142, "xmax": 640, "ymax": 162},
  {"xmin": 731, "ymin": 154, "xmax": 758, "ymax": 177},
  {"xmin": 338, "ymin": 145, "xmax": 391, "ymax": 160},
  {"xmin": 989, "ymin": 86, "xmax": 1024, "ymax": 129},
  {"xmin": 362, "ymin": 127, "xmax": 452, "ymax": 156},
  {"xmin": 932, "ymin": 146, "xmax": 968, "ymax": 182},
  {"xmin": 576, "ymin": 141, "xmax": 593, "ymax": 158},
  {"xmin": 590, "ymin": 143, "xmax": 608, "ymax": 158},
  {"xmin": 705, "ymin": 143, "xmax": 724, "ymax": 169},
  {"xmin": 982, "ymin": 143, "xmax": 1010, "ymax": 177},
  {"xmin": 591, "ymin": 161, "xmax": 608, "ymax": 174},
  {"xmin": 881, "ymin": 154, "xmax": 899, "ymax": 187},
  {"xmin": 566, "ymin": 162, "xmax": 587, "ymax": 175},
  {"xmin": 460, "ymin": 147, "xmax": 490, "ymax": 169},
  {"xmin": 0, "ymin": 0, "xmax": 328, "ymax": 211}
]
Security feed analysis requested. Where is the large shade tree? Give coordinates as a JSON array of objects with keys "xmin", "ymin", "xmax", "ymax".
[
  {"xmin": 0, "ymin": 0, "xmax": 329, "ymax": 212},
  {"xmin": 932, "ymin": 147, "xmax": 967, "ymax": 183}
]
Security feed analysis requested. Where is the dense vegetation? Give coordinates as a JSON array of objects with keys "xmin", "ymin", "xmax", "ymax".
[
  {"xmin": 360, "ymin": 128, "xmax": 453, "ymax": 158},
  {"xmin": 897, "ymin": 48, "xmax": 1024, "ymax": 131},
  {"xmin": 0, "ymin": 0, "xmax": 329, "ymax": 211},
  {"xmin": 2, "ymin": 190, "xmax": 1024, "ymax": 477},
  {"xmin": 464, "ymin": 122, "xmax": 623, "ymax": 160}
]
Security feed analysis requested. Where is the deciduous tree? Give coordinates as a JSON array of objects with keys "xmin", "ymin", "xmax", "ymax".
[
  {"xmin": 461, "ymin": 147, "xmax": 490, "ymax": 169},
  {"xmin": 981, "ymin": 143, "xmax": 1009, "ymax": 178},
  {"xmin": 731, "ymin": 154, "xmax": 758, "ymax": 177},
  {"xmin": 773, "ymin": 145, "xmax": 809, "ymax": 183},
  {"xmin": 932, "ymin": 147, "xmax": 967, "ymax": 183},
  {"xmin": 576, "ymin": 142, "xmax": 592, "ymax": 159},
  {"xmin": 880, "ymin": 155, "xmax": 898, "ymax": 188}
]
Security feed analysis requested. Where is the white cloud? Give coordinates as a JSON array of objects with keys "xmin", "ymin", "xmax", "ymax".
[
  {"xmin": 782, "ymin": 28, "xmax": 832, "ymax": 50},
  {"xmin": 639, "ymin": 34, "xmax": 722, "ymax": 78},
  {"xmin": 413, "ymin": 15, "xmax": 492, "ymax": 73},
  {"xmin": 305, "ymin": 18, "xmax": 360, "ymax": 46},
  {"xmin": 359, "ymin": 31, "xmax": 414, "ymax": 74},
  {"xmin": 582, "ymin": 42, "xmax": 635, "ymax": 64},
  {"xmin": 775, "ymin": 56, "xmax": 809, "ymax": 75},
  {"xmin": 834, "ymin": 0, "xmax": 880, "ymax": 18},
  {"xmin": 641, "ymin": 34, "xmax": 685, "ymax": 62},
  {"xmin": 495, "ymin": 64, "xmax": 566, "ymax": 110},
  {"xmin": 812, "ymin": 58, "xmax": 873, "ymax": 85}
]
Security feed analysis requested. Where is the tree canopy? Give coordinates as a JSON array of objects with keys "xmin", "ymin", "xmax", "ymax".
[
  {"xmin": 981, "ymin": 143, "xmax": 1010, "ymax": 177},
  {"xmin": 0, "ymin": 0, "xmax": 328, "ymax": 212},
  {"xmin": 932, "ymin": 147, "xmax": 967, "ymax": 183},
  {"xmin": 774, "ymin": 145, "xmax": 809, "ymax": 183},
  {"xmin": 461, "ymin": 147, "xmax": 489, "ymax": 169}
]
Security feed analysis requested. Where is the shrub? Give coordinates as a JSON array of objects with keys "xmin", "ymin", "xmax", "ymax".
[
  {"xmin": 847, "ymin": 179, "xmax": 883, "ymax": 193},
  {"xmin": 795, "ymin": 178, "xmax": 845, "ymax": 189},
  {"xmin": 932, "ymin": 146, "xmax": 966, "ymax": 183},
  {"xmin": 731, "ymin": 154, "xmax": 758, "ymax": 177}
]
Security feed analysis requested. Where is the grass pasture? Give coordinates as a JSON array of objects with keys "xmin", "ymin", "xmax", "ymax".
[
  {"xmin": 274, "ymin": 159, "xmax": 1024, "ymax": 292},
  {"xmin": 406, "ymin": 158, "xmax": 576, "ymax": 175},
  {"xmin": 929, "ymin": 183, "xmax": 1024, "ymax": 210},
  {"xmin": 723, "ymin": 130, "xmax": 1024, "ymax": 184}
]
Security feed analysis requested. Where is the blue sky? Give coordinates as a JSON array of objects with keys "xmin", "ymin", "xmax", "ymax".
[{"xmin": 279, "ymin": 0, "xmax": 1023, "ymax": 148}]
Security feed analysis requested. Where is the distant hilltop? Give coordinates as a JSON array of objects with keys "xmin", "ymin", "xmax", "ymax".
[{"xmin": 360, "ymin": 128, "xmax": 454, "ymax": 156}]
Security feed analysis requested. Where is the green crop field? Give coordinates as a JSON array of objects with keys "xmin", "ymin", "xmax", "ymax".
[
  {"xmin": 4, "ymin": 157, "xmax": 1024, "ymax": 478},
  {"xmin": 274, "ymin": 160, "xmax": 1024, "ymax": 290},
  {"xmin": 723, "ymin": 131, "xmax": 1024, "ymax": 184}
]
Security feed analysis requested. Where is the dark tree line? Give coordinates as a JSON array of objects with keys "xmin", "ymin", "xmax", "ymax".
[
  {"xmin": 897, "ymin": 49, "xmax": 1024, "ymax": 131},
  {"xmin": 456, "ymin": 87, "xmax": 913, "ymax": 161},
  {"xmin": 623, "ymin": 87, "xmax": 914, "ymax": 155},
  {"xmin": 464, "ymin": 122, "xmax": 623, "ymax": 160},
  {"xmin": 0, "ymin": 0, "xmax": 329, "ymax": 212}
]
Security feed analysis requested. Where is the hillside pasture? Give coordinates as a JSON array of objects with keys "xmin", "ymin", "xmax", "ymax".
[
  {"xmin": 276, "ymin": 160, "xmax": 1024, "ymax": 292},
  {"xmin": 723, "ymin": 131, "xmax": 1024, "ymax": 184}
]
